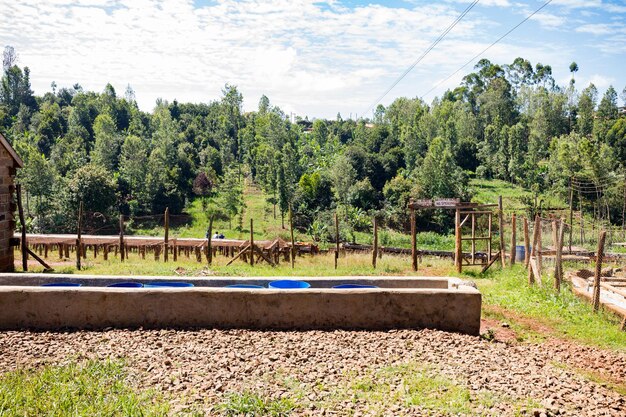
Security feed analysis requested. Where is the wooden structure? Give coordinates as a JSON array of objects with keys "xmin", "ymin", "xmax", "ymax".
[
  {"xmin": 408, "ymin": 199, "xmax": 499, "ymax": 273},
  {"xmin": 17, "ymin": 233, "xmax": 317, "ymax": 265},
  {"xmin": 0, "ymin": 132, "xmax": 23, "ymax": 272}
]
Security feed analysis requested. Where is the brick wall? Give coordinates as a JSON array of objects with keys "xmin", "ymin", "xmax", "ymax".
[{"xmin": 0, "ymin": 146, "xmax": 16, "ymax": 272}]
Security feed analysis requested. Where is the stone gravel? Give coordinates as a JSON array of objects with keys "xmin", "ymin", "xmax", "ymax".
[{"xmin": 0, "ymin": 328, "xmax": 624, "ymax": 416}]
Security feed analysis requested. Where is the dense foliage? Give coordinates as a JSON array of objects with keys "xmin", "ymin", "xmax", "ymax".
[{"xmin": 1, "ymin": 45, "xmax": 625, "ymax": 237}]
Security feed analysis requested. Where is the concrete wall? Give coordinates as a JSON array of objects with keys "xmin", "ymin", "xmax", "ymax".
[
  {"xmin": 0, "ymin": 285, "xmax": 481, "ymax": 335},
  {"xmin": 0, "ymin": 146, "xmax": 16, "ymax": 272}
]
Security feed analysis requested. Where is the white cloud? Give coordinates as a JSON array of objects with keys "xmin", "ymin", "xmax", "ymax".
[{"xmin": 0, "ymin": 0, "xmax": 619, "ymax": 117}]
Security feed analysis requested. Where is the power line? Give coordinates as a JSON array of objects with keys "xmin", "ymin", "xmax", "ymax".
[
  {"xmin": 362, "ymin": 0, "xmax": 480, "ymax": 118},
  {"xmin": 420, "ymin": 0, "xmax": 553, "ymax": 99}
]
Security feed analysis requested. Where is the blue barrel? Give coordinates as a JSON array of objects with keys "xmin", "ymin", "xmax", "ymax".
[
  {"xmin": 332, "ymin": 284, "xmax": 379, "ymax": 289},
  {"xmin": 226, "ymin": 284, "xmax": 264, "ymax": 289},
  {"xmin": 107, "ymin": 282, "xmax": 143, "ymax": 288},
  {"xmin": 268, "ymin": 280, "xmax": 310, "ymax": 289},
  {"xmin": 41, "ymin": 282, "xmax": 82, "ymax": 287},
  {"xmin": 144, "ymin": 282, "xmax": 194, "ymax": 288},
  {"xmin": 515, "ymin": 245, "xmax": 526, "ymax": 262}
]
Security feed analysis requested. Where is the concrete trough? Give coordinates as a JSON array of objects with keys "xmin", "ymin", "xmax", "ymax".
[{"xmin": 0, "ymin": 274, "xmax": 481, "ymax": 335}]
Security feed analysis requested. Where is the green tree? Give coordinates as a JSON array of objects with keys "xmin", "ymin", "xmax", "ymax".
[{"xmin": 91, "ymin": 114, "xmax": 120, "ymax": 172}]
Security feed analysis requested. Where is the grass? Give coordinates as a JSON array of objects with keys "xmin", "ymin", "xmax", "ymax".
[
  {"xmin": 215, "ymin": 392, "xmax": 296, "ymax": 416},
  {"xmin": 471, "ymin": 263, "xmax": 626, "ymax": 351},
  {"xmin": 0, "ymin": 359, "xmax": 169, "ymax": 416},
  {"xmin": 298, "ymin": 361, "xmax": 539, "ymax": 416}
]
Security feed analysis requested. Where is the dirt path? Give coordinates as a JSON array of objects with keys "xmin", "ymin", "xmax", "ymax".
[{"xmin": 1, "ymin": 329, "xmax": 624, "ymax": 416}]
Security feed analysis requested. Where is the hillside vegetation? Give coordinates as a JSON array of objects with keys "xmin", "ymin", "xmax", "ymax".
[{"xmin": 2, "ymin": 45, "xmax": 625, "ymax": 242}]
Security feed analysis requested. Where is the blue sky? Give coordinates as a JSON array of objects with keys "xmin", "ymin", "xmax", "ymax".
[{"xmin": 2, "ymin": 0, "xmax": 625, "ymax": 118}]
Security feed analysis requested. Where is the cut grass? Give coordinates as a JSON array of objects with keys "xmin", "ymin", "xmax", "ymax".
[{"xmin": 0, "ymin": 359, "xmax": 169, "ymax": 416}]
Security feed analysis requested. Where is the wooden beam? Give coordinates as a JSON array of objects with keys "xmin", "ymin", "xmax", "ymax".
[
  {"xmin": 498, "ymin": 195, "xmax": 506, "ymax": 268},
  {"xmin": 411, "ymin": 206, "xmax": 417, "ymax": 271},
  {"xmin": 16, "ymin": 184, "xmax": 27, "ymax": 271},
  {"xmin": 164, "ymin": 207, "xmax": 169, "ymax": 262},
  {"xmin": 509, "ymin": 213, "xmax": 516, "ymax": 266},
  {"xmin": 26, "ymin": 247, "xmax": 53, "ymax": 272},
  {"xmin": 481, "ymin": 252, "xmax": 500, "ymax": 273}
]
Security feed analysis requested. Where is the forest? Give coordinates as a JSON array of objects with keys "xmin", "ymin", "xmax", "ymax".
[{"xmin": 1, "ymin": 45, "xmax": 626, "ymax": 240}]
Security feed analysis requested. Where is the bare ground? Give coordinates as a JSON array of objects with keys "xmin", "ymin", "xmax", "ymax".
[{"xmin": 1, "ymin": 326, "xmax": 625, "ymax": 416}]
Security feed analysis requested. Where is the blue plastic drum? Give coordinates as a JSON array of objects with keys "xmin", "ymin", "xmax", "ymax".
[
  {"xmin": 41, "ymin": 282, "xmax": 82, "ymax": 287},
  {"xmin": 332, "ymin": 284, "xmax": 379, "ymax": 289},
  {"xmin": 107, "ymin": 282, "xmax": 143, "ymax": 288},
  {"xmin": 268, "ymin": 280, "xmax": 311, "ymax": 289},
  {"xmin": 226, "ymin": 284, "xmax": 264, "ymax": 289},
  {"xmin": 144, "ymin": 282, "xmax": 194, "ymax": 288}
]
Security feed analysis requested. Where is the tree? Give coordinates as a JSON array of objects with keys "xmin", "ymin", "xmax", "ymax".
[
  {"xmin": 2, "ymin": 46, "xmax": 18, "ymax": 71},
  {"xmin": 415, "ymin": 137, "xmax": 466, "ymax": 199},
  {"xmin": 91, "ymin": 114, "xmax": 120, "ymax": 172},
  {"xmin": 577, "ymin": 84, "xmax": 597, "ymax": 136},
  {"xmin": 594, "ymin": 86, "xmax": 618, "ymax": 143}
]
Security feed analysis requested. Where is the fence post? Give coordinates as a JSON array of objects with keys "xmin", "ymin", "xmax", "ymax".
[
  {"xmin": 411, "ymin": 205, "xmax": 417, "ymax": 272},
  {"xmin": 372, "ymin": 216, "xmax": 378, "ymax": 269},
  {"xmin": 250, "ymin": 218, "xmax": 254, "ymax": 267},
  {"xmin": 593, "ymin": 230, "xmax": 607, "ymax": 312},
  {"xmin": 76, "ymin": 201, "xmax": 83, "ymax": 271},
  {"xmin": 15, "ymin": 184, "xmax": 28, "ymax": 271},
  {"xmin": 119, "ymin": 214, "xmax": 125, "ymax": 262},
  {"xmin": 509, "ymin": 213, "xmax": 516, "ymax": 266},
  {"xmin": 528, "ymin": 215, "xmax": 540, "ymax": 285},
  {"xmin": 555, "ymin": 218, "xmax": 566, "ymax": 292},
  {"xmin": 334, "ymin": 212, "xmax": 339, "ymax": 270},
  {"xmin": 164, "ymin": 207, "xmax": 169, "ymax": 262},
  {"xmin": 523, "ymin": 217, "xmax": 530, "ymax": 268},
  {"xmin": 498, "ymin": 196, "xmax": 506, "ymax": 268},
  {"xmin": 289, "ymin": 207, "xmax": 295, "ymax": 269},
  {"xmin": 207, "ymin": 215, "xmax": 214, "ymax": 265},
  {"xmin": 455, "ymin": 208, "xmax": 462, "ymax": 273}
]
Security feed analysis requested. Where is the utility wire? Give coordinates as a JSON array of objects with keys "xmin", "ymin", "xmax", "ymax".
[
  {"xmin": 420, "ymin": 0, "xmax": 553, "ymax": 99},
  {"xmin": 362, "ymin": 0, "xmax": 480, "ymax": 118}
]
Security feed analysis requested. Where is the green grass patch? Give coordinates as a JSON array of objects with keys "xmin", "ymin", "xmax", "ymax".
[
  {"xmin": 314, "ymin": 361, "xmax": 534, "ymax": 416},
  {"xmin": 215, "ymin": 391, "xmax": 296, "ymax": 416},
  {"xmin": 0, "ymin": 360, "xmax": 168, "ymax": 416},
  {"xmin": 472, "ymin": 264, "xmax": 626, "ymax": 351}
]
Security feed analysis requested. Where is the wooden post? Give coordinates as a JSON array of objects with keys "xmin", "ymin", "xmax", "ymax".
[
  {"xmin": 569, "ymin": 178, "xmax": 574, "ymax": 252},
  {"xmin": 528, "ymin": 215, "xmax": 540, "ymax": 285},
  {"xmin": 58, "ymin": 243, "xmax": 63, "ymax": 260},
  {"xmin": 207, "ymin": 215, "xmax": 214, "ymax": 265},
  {"xmin": 334, "ymin": 212, "xmax": 339, "ymax": 270},
  {"xmin": 172, "ymin": 239, "xmax": 177, "ymax": 261},
  {"xmin": 498, "ymin": 196, "xmax": 506, "ymax": 268},
  {"xmin": 119, "ymin": 214, "xmax": 125, "ymax": 262},
  {"xmin": 289, "ymin": 207, "xmax": 295, "ymax": 269},
  {"xmin": 537, "ymin": 218, "xmax": 543, "ymax": 281},
  {"xmin": 15, "ymin": 184, "xmax": 27, "ymax": 271},
  {"xmin": 471, "ymin": 213, "xmax": 476, "ymax": 265},
  {"xmin": 250, "ymin": 218, "xmax": 254, "ymax": 267},
  {"xmin": 593, "ymin": 230, "xmax": 607, "ymax": 312},
  {"xmin": 509, "ymin": 213, "xmax": 516, "ymax": 266},
  {"xmin": 164, "ymin": 207, "xmax": 169, "ymax": 262},
  {"xmin": 410, "ymin": 206, "xmax": 417, "ymax": 272},
  {"xmin": 555, "ymin": 218, "xmax": 565, "ymax": 292},
  {"xmin": 372, "ymin": 216, "xmax": 378, "ymax": 269},
  {"xmin": 487, "ymin": 213, "xmax": 492, "ymax": 264},
  {"xmin": 455, "ymin": 208, "xmax": 462, "ymax": 273},
  {"xmin": 76, "ymin": 200, "xmax": 83, "ymax": 271}
]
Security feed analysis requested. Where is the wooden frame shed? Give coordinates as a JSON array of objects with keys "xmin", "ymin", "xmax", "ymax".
[{"xmin": 0, "ymin": 132, "xmax": 23, "ymax": 272}]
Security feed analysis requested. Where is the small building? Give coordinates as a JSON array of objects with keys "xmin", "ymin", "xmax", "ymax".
[{"xmin": 0, "ymin": 132, "xmax": 23, "ymax": 272}]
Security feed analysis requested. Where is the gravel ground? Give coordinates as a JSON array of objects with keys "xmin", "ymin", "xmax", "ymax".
[{"xmin": 0, "ymin": 328, "xmax": 624, "ymax": 416}]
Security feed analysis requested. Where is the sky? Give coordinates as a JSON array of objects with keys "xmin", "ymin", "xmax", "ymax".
[{"xmin": 2, "ymin": 0, "xmax": 626, "ymax": 119}]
